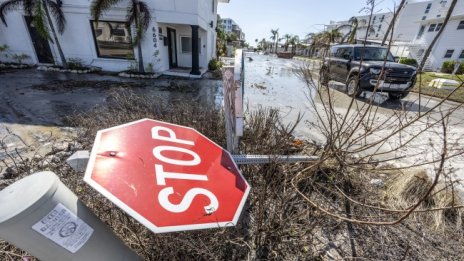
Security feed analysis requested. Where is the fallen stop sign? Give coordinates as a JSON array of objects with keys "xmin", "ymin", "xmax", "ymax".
[{"xmin": 84, "ymin": 119, "xmax": 250, "ymax": 233}]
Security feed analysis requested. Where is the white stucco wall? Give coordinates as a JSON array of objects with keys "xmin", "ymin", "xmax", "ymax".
[
  {"xmin": 413, "ymin": 0, "xmax": 464, "ymax": 70},
  {"xmin": 423, "ymin": 19, "xmax": 464, "ymax": 70},
  {"xmin": 0, "ymin": 11, "xmax": 37, "ymax": 64},
  {"xmin": 394, "ymin": 0, "xmax": 431, "ymax": 42}
]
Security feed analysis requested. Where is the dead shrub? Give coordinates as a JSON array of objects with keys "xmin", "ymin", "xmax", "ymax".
[
  {"xmin": 386, "ymin": 170, "xmax": 464, "ymax": 230},
  {"xmin": 1, "ymin": 89, "xmax": 322, "ymax": 260}
]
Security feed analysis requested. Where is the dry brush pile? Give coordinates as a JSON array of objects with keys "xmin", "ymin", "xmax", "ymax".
[{"xmin": 0, "ymin": 87, "xmax": 464, "ymax": 260}]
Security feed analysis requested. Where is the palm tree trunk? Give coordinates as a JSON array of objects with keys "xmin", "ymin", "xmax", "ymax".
[
  {"xmin": 42, "ymin": 0, "xmax": 67, "ymax": 68},
  {"xmin": 274, "ymin": 38, "xmax": 278, "ymax": 53},
  {"xmin": 381, "ymin": 0, "xmax": 406, "ymax": 46},
  {"xmin": 418, "ymin": 0, "xmax": 457, "ymax": 72},
  {"xmin": 135, "ymin": 3, "xmax": 145, "ymax": 73}
]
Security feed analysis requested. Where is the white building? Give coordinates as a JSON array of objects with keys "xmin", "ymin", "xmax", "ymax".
[
  {"xmin": 325, "ymin": 0, "xmax": 464, "ymax": 71},
  {"xmin": 327, "ymin": 12, "xmax": 393, "ymax": 42},
  {"xmin": 0, "ymin": 0, "xmax": 229, "ymax": 76},
  {"xmin": 219, "ymin": 18, "xmax": 245, "ymax": 42},
  {"xmin": 404, "ymin": 0, "xmax": 464, "ymax": 71}
]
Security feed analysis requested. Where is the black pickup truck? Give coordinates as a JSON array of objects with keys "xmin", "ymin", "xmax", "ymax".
[{"xmin": 319, "ymin": 45, "xmax": 417, "ymax": 100}]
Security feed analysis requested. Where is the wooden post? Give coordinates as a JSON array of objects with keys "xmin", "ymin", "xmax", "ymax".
[
  {"xmin": 222, "ymin": 49, "xmax": 245, "ymax": 153},
  {"xmin": 222, "ymin": 66, "xmax": 237, "ymax": 153}
]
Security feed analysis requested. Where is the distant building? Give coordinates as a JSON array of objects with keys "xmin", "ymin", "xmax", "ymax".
[
  {"xmin": 327, "ymin": 12, "xmax": 393, "ymax": 42},
  {"xmin": 219, "ymin": 18, "xmax": 246, "ymax": 43},
  {"xmin": 324, "ymin": 0, "xmax": 464, "ymax": 71},
  {"xmin": 404, "ymin": 0, "xmax": 464, "ymax": 71}
]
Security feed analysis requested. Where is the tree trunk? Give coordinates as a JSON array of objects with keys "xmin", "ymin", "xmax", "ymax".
[
  {"xmin": 417, "ymin": 0, "xmax": 457, "ymax": 116},
  {"xmin": 43, "ymin": 0, "xmax": 67, "ymax": 68},
  {"xmin": 348, "ymin": 23, "xmax": 358, "ymax": 44},
  {"xmin": 381, "ymin": 0, "xmax": 406, "ymax": 46},
  {"xmin": 274, "ymin": 40, "xmax": 278, "ymax": 53},
  {"xmin": 418, "ymin": 0, "xmax": 457, "ymax": 72},
  {"xmin": 135, "ymin": 3, "xmax": 145, "ymax": 73}
]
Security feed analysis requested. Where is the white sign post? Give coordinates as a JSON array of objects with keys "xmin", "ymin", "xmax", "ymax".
[{"xmin": 0, "ymin": 171, "xmax": 141, "ymax": 261}]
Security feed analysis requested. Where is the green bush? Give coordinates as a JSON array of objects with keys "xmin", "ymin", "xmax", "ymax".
[
  {"xmin": 11, "ymin": 53, "xmax": 30, "ymax": 64},
  {"xmin": 441, "ymin": 60, "xmax": 464, "ymax": 74},
  {"xmin": 398, "ymin": 57, "xmax": 418, "ymax": 67},
  {"xmin": 67, "ymin": 58, "xmax": 87, "ymax": 70},
  {"xmin": 208, "ymin": 58, "xmax": 223, "ymax": 71},
  {"xmin": 0, "ymin": 44, "xmax": 10, "ymax": 59}
]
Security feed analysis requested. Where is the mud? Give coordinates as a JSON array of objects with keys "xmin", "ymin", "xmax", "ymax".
[{"xmin": 0, "ymin": 69, "xmax": 222, "ymax": 160}]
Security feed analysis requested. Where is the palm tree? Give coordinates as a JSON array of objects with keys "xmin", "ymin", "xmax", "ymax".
[
  {"xmin": 324, "ymin": 28, "xmax": 342, "ymax": 44},
  {"xmin": 216, "ymin": 25, "xmax": 227, "ymax": 57},
  {"xmin": 283, "ymin": 33, "xmax": 291, "ymax": 51},
  {"xmin": 270, "ymin": 28, "xmax": 279, "ymax": 53},
  {"xmin": 289, "ymin": 35, "xmax": 299, "ymax": 54},
  {"xmin": 259, "ymin": 38, "xmax": 267, "ymax": 52},
  {"xmin": 308, "ymin": 32, "xmax": 323, "ymax": 57},
  {"xmin": 0, "ymin": 0, "xmax": 68, "ymax": 68},
  {"xmin": 343, "ymin": 17, "xmax": 359, "ymax": 44},
  {"xmin": 226, "ymin": 33, "xmax": 238, "ymax": 43},
  {"xmin": 91, "ymin": 0, "xmax": 151, "ymax": 73},
  {"xmin": 382, "ymin": 0, "xmax": 406, "ymax": 45}
]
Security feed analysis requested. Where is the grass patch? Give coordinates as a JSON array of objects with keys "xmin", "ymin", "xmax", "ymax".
[{"xmin": 413, "ymin": 72, "xmax": 464, "ymax": 103}]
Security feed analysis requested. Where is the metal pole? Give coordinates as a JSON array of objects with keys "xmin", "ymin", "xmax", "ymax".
[
  {"xmin": 232, "ymin": 155, "xmax": 319, "ymax": 165},
  {"xmin": 66, "ymin": 152, "xmax": 319, "ymax": 170},
  {"xmin": 0, "ymin": 171, "xmax": 141, "ymax": 261}
]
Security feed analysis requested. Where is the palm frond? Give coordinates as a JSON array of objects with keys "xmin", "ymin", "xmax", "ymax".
[
  {"xmin": 0, "ymin": 0, "xmax": 24, "ymax": 26},
  {"xmin": 129, "ymin": 1, "xmax": 151, "ymax": 46},
  {"xmin": 23, "ymin": 0, "xmax": 34, "ymax": 17},
  {"xmin": 32, "ymin": 1, "xmax": 51, "ymax": 41},
  {"xmin": 90, "ymin": 0, "xmax": 124, "ymax": 21},
  {"xmin": 46, "ymin": 0, "xmax": 66, "ymax": 34},
  {"xmin": 126, "ymin": 1, "xmax": 135, "ymax": 24},
  {"xmin": 137, "ymin": 1, "xmax": 151, "ymax": 32},
  {"xmin": 132, "ymin": 22, "xmax": 143, "ymax": 46}
]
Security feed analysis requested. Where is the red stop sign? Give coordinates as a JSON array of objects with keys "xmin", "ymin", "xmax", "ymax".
[{"xmin": 84, "ymin": 119, "xmax": 250, "ymax": 233}]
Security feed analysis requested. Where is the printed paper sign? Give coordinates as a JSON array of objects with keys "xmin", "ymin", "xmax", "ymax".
[{"xmin": 32, "ymin": 203, "xmax": 94, "ymax": 253}]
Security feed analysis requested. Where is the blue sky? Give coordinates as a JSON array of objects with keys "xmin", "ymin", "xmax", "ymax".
[{"xmin": 218, "ymin": 0, "xmax": 402, "ymax": 44}]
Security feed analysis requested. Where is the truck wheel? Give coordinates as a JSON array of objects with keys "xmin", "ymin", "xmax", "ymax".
[
  {"xmin": 388, "ymin": 92, "xmax": 409, "ymax": 100},
  {"xmin": 319, "ymin": 67, "xmax": 329, "ymax": 86},
  {"xmin": 346, "ymin": 75, "xmax": 362, "ymax": 98}
]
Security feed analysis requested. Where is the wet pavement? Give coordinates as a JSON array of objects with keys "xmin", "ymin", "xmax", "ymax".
[
  {"xmin": 243, "ymin": 53, "xmax": 320, "ymax": 140},
  {"xmin": 0, "ymin": 69, "xmax": 222, "ymax": 126},
  {"xmin": 244, "ymin": 53, "xmax": 464, "ymax": 141},
  {"xmin": 0, "ymin": 69, "xmax": 222, "ymax": 159}
]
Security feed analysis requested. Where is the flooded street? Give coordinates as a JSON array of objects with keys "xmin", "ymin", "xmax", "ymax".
[
  {"xmin": 244, "ymin": 53, "xmax": 464, "ymax": 142},
  {"xmin": 243, "ymin": 53, "xmax": 321, "ymax": 140}
]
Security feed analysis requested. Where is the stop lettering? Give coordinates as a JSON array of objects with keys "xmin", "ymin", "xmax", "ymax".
[{"xmin": 84, "ymin": 119, "xmax": 250, "ymax": 233}]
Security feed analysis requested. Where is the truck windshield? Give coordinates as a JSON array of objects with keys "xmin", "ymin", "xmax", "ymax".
[{"xmin": 353, "ymin": 47, "xmax": 395, "ymax": 62}]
